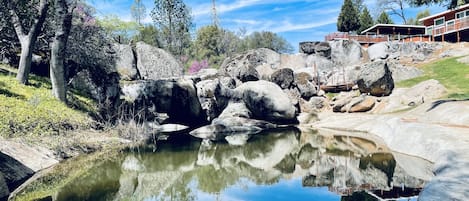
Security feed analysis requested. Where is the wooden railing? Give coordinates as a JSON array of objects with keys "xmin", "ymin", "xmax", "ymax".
[
  {"xmin": 325, "ymin": 32, "xmax": 389, "ymax": 44},
  {"xmin": 433, "ymin": 17, "xmax": 469, "ymax": 36}
]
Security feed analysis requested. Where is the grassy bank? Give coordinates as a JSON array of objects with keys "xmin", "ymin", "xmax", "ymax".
[
  {"xmin": 0, "ymin": 65, "xmax": 94, "ymax": 137},
  {"xmin": 397, "ymin": 57, "xmax": 469, "ymax": 99}
]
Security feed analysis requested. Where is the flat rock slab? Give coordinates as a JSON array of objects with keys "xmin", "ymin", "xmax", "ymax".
[{"xmin": 0, "ymin": 140, "xmax": 58, "ymax": 172}]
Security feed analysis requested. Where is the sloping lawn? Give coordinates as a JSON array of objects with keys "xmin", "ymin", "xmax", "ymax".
[
  {"xmin": 0, "ymin": 65, "xmax": 93, "ymax": 137},
  {"xmin": 397, "ymin": 57, "xmax": 469, "ymax": 100}
]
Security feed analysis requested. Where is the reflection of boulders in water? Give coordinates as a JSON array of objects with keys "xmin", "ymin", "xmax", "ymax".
[{"xmin": 274, "ymin": 154, "xmax": 296, "ymax": 174}]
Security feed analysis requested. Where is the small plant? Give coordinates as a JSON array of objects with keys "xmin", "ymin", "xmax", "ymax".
[{"xmin": 188, "ymin": 59, "xmax": 209, "ymax": 74}]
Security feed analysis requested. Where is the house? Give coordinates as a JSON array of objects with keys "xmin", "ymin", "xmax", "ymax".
[{"xmin": 419, "ymin": 3, "xmax": 469, "ymax": 42}]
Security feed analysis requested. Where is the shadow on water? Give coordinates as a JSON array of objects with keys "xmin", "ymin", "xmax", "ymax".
[{"xmin": 17, "ymin": 128, "xmax": 433, "ymax": 201}]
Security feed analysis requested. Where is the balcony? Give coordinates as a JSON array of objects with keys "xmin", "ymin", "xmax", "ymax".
[
  {"xmin": 325, "ymin": 32, "xmax": 389, "ymax": 44},
  {"xmin": 432, "ymin": 17, "xmax": 469, "ymax": 36}
]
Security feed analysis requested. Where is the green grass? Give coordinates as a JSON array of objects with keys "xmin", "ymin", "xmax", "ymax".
[
  {"xmin": 396, "ymin": 57, "xmax": 469, "ymax": 99},
  {"xmin": 0, "ymin": 65, "xmax": 94, "ymax": 137}
]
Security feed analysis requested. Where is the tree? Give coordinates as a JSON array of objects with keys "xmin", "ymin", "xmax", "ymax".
[
  {"xmin": 359, "ymin": 7, "xmax": 374, "ymax": 33},
  {"xmin": 407, "ymin": 0, "xmax": 468, "ymax": 8},
  {"xmin": 97, "ymin": 15, "xmax": 139, "ymax": 43},
  {"xmin": 378, "ymin": 0, "xmax": 408, "ymax": 24},
  {"xmin": 406, "ymin": 9, "xmax": 430, "ymax": 25},
  {"xmin": 352, "ymin": 0, "xmax": 365, "ymax": 12},
  {"xmin": 131, "ymin": 0, "xmax": 146, "ymax": 25},
  {"xmin": 7, "ymin": 0, "xmax": 49, "ymax": 84},
  {"xmin": 243, "ymin": 31, "xmax": 293, "ymax": 54},
  {"xmin": 376, "ymin": 11, "xmax": 394, "ymax": 24},
  {"xmin": 50, "ymin": 0, "xmax": 76, "ymax": 102},
  {"xmin": 134, "ymin": 24, "xmax": 161, "ymax": 47},
  {"xmin": 151, "ymin": 0, "xmax": 193, "ymax": 56},
  {"xmin": 337, "ymin": 0, "xmax": 360, "ymax": 32}
]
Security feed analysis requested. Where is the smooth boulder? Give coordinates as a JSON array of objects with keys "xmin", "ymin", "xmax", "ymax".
[
  {"xmin": 235, "ymin": 80, "xmax": 298, "ymax": 123},
  {"xmin": 357, "ymin": 60, "xmax": 394, "ymax": 96},
  {"xmin": 135, "ymin": 42, "xmax": 183, "ymax": 80},
  {"xmin": 113, "ymin": 43, "xmax": 139, "ymax": 80},
  {"xmin": 299, "ymin": 41, "xmax": 331, "ymax": 58},
  {"xmin": 270, "ymin": 68, "xmax": 295, "ymax": 89}
]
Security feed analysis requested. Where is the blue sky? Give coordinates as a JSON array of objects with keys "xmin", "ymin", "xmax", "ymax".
[{"xmin": 87, "ymin": 0, "xmax": 446, "ymax": 51}]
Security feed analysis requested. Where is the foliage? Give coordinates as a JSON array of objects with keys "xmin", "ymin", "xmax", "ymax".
[
  {"xmin": 396, "ymin": 57, "xmax": 469, "ymax": 99},
  {"xmin": 406, "ymin": 0, "xmax": 468, "ymax": 8},
  {"xmin": 0, "ymin": 65, "xmax": 92, "ymax": 137},
  {"xmin": 133, "ymin": 24, "xmax": 161, "ymax": 47},
  {"xmin": 358, "ymin": 7, "xmax": 374, "ymax": 33},
  {"xmin": 376, "ymin": 11, "xmax": 394, "ymax": 24},
  {"xmin": 96, "ymin": 14, "xmax": 139, "ymax": 44},
  {"xmin": 242, "ymin": 31, "xmax": 293, "ymax": 54},
  {"xmin": 406, "ymin": 9, "xmax": 431, "ymax": 25},
  {"xmin": 151, "ymin": 0, "xmax": 193, "ymax": 56},
  {"xmin": 337, "ymin": 0, "xmax": 360, "ymax": 32},
  {"xmin": 130, "ymin": 0, "xmax": 146, "ymax": 25},
  {"xmin": 352, "ymin": 0, "xmax": 365, "ymax": 12},
  {"xmin": 188, "ymin": 59, "xmax": 209, "ymax": 74}
]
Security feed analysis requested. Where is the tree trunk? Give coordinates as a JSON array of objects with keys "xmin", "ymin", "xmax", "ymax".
[
  {"xmin": 8, "ymin": 0, "xmax": 49, "ymax": 84},
  {"xmin": 50, "ymin": 0, "xmax": 74, "ymax": 102},
  {"xmin": 16, "ymin": 39, "xmax": 34, "ymax": 84}
]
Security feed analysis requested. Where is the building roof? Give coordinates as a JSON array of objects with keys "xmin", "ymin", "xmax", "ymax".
[
  {"xmin": 361, "ymin": 24, "xmax": 426, "ymax": 35},
  {"xmin": 419, "ymin": 3, "xmax": 469, "ymax": 22}
]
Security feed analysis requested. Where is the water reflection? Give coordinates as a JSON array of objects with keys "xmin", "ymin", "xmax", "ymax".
[{"xmin": 41, "ymin": 129, "xmax": 432, "ymax": 201}]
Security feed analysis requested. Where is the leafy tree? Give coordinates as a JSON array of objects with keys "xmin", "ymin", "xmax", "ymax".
[
  {"xmin": 407, "ymin": 0, "xmax": 468, "ymax": 8},
  {"xmin": 337, "ymin": 0, "xmax": 360, "ymax": 32},
  {"xmin": 352, "ymin": 0, "xmax": 365, "ymax": 12},
  {"xmin": 242, "ymin": 31, "xmax": 293, "ymax": 54},
  {"xmin": 50, "ymin": 0, "xmax": 77, "ymax": 102},
  {"xmin": 6, "ymin": 0, "xmax": 49, "ymax": 84},
  {"xmin": 378, "ymin": 0, "xmax": 408, "ymax": 24},
  {"xmin": 376, "ymin": 11, "xmax": 394, "ymax": 24},
  {"xmin": 97, "ymin": 15, "xmax": 139, "ymax": 44},
  {"xmin": 134, "ymin": 24, "xmax": 161, "ymax": 47},
  {"xmin": 151, "ymin": 0, "xmax": 193, "ymax": 56},
  {"xmin": 131, "ymin": 0, "xmax": 146, "ymax": 25},
  {"xmin": 406, "ymin": 9, "xmax": 430, "ymax": 25},
  {"xmin": 359, "ymin": 7, "xmax": 374, "ymax": 33}
]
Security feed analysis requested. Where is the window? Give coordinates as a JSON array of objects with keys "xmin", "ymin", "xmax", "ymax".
[
  {"xmin": 447, "ymin": 20, "xmax": 455, "ymax": 25},
  {"xmin": 434, "ymin": 17, "xmax": 445, "ymax": 26},
  {"xmin": 456, "ymin": 10, "xmax": 469, "ymax": 19},
  {"xmin": 426, "ymin": 26, "xmax": 433, "ymax": 35}
]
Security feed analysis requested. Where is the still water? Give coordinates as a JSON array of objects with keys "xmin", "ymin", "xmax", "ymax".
[{"xmin": 18, "ymin": 128, "xmax": 433, "ymax": 201}]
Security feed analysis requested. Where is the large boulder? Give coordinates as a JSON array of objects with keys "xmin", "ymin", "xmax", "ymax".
[
  {"xmin": 299, "ymin": 41, "xmax": 332, "ymax": 58},
  {"xmin": 135, "ymin": 42, "xmax": 183, "ymax": 80},
  {"xmin": 357, "ymin": 60, "xmax": 394, "ymax": 96},
  {"xmin": 113, "ymin": 43, "xmax": 139, "ymax": 80},
  {"xmin": 195, "ymin": 78, "xmax": 234, "ymax": 121},
  {"xmin": 220, "ymin": 48, "xmax": 279, "ymax": 82},
  {"xmin": 329, "ymin": 39, "xmax": 363, "ymax": 66},
  {"xmin": 349, "ymin": 96, "xmax": 376, "ymax": 113},
  {"xmin": 387, "ymin": 61, "xmax": 423, "ymax": 82},
  {"xmin": 0, "ymin": 152, "xmax": 34, "ymax": 201},
  {"xmin": 401, "ymin": 79, "xmax": 447, "ymax": 106},
  {"xmin": 270, "ymin": 68, "xmax": 295, "ymax": 89},
  {"xmin": 234, "ymin": 80, "xmax": 298, "ymax": 124},
  {"xmin": 367, "ymin": 42, "xmax": 388, "ymax": 61},
  {"xmin": 121, "ymin": 79, "xmax": 206, "ymax": 126},
  {"xmin": 295, "ymin": 72, "xmax": 317, "ymax": 100}
]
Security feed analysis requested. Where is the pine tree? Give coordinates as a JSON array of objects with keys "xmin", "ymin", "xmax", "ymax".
[
  {"xmin": 358, "ymin": 7, "xmax": 374, "ymax": 34},
  {"xmin": 376, "ymin": 11, "xmax": 394, "ymax": 24},
  {"xmin": 337, "ymin": 0, "xmax": 360, "ymax": 32}
]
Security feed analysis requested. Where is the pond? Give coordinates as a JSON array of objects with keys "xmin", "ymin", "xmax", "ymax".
[{"xmin": 14, "ymin": 128, "xmax": 433, "ymax": 201}]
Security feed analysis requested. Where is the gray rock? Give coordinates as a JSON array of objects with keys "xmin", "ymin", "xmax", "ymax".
[
  {"xmin": 295, "ymin": 72, "xmax": 318, "ymax": 100},
  {"xmin": 135, "ymin": 42, "xmax": 183, "ymax": 80},
  {"xmin": 218, "ymin": 101, "xmax": 252, "ymax": 119},
  {"xmin": 308, "ymin": 97, "xmax": 327, "ymax": 110},
  {"xmin": 121, "ymin": 79, "xmax": 206, "ymax": 126},
  {"xmin": 0, "ymin": 152, "xmax": 34, "ymax": 200},
  {"xmin": 299, "ymin": 41, "xmax": 331, "ymax": 58},
  {"xmin": 220, "ymin": 48, "xmax": 279, "ymax": 82},
  {"xmin": 367, "ymin": 42, "xmax": 388, "ymax": 61},
  {"xmin": 329, "ymin": 39, "xmax": 363, "ymax": 66},
  {"xmin": 401, "ymin": 79, "xmax": 447, "ymax": 106},
  {"xmin": 235, "ymin": 80, "xmax": 298, "ymax": 124},
  {"xmin": 0, "ymin": 173, "xmax": 8, "ymax": 201},
  {"xmin": 330, "ymin": 91, "xmax": 358, "ymax": 112},
  {"xmin": 270, "ymin": 68, "xmax": 295, "ymax": 89},
  {"xmin": 194, "ymin": 68, "xmax": 219, "ymax": 81},
  {"xmin": 357, "ymin": 60, "xmax": 394, "ymax": 96},
  {"xmin": 70, "ymin": 68, "xmax": 121, "ymax": 106},
  {"xmin": 196, "ymin": 79, "xmax": 233, "ymax": 121},
  {"xmin": 387, "ymin": 61, "xmax": 423, "ymax": 82},
  {"xmin": 113, "ymin": 43, "xmax": 139, "ymax": 80}
]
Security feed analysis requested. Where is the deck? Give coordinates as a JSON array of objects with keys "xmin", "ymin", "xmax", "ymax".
[
  {"xmin": 325, "ymin": 33, "xmax": 389, "ymax": 44},
  {"xmin": 433, "ymin": 17, "xmax": 469, "ymax": 36}
]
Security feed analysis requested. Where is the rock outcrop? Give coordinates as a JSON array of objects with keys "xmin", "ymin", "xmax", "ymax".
[
  {"xmin": 357, "ymin": 60, "xmax": 394, "ymax": 96},
  {"xmin": 330, "ymin": 39, "xmax": 363, "ymax": 66},
  {"xmin": 135, "ymin": 42, "xmax": 183, "ymax": 80},
  {"xmin": 299, "ymin": 41, "xmax": 332, "ymax": 58},
  {"xmin": 113, "ymin": 43, "xmax": 139, "ymax": 80},
  {"xmin": 235, "ymin": 80, "xmax": 298, "ymax": 124},
  {"xmin": 270, "ymin": 68, "xmax": 295, "ymax": 89},
  {"xmin": 0, "ymin": 152, "xmax": 34, "ymax": 201}
]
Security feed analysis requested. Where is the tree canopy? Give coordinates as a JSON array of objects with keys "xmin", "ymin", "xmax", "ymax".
[
  {"xmin": 407, "ymin": 0, "xmax": 468, "ymax": 8},
  {"xmin": 376, "ymin": 11, "xmax": 394, "ymax": 24},
  {"xmin": 337, "ymin": 0, "xmax": 360, "ymax": 32}
]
